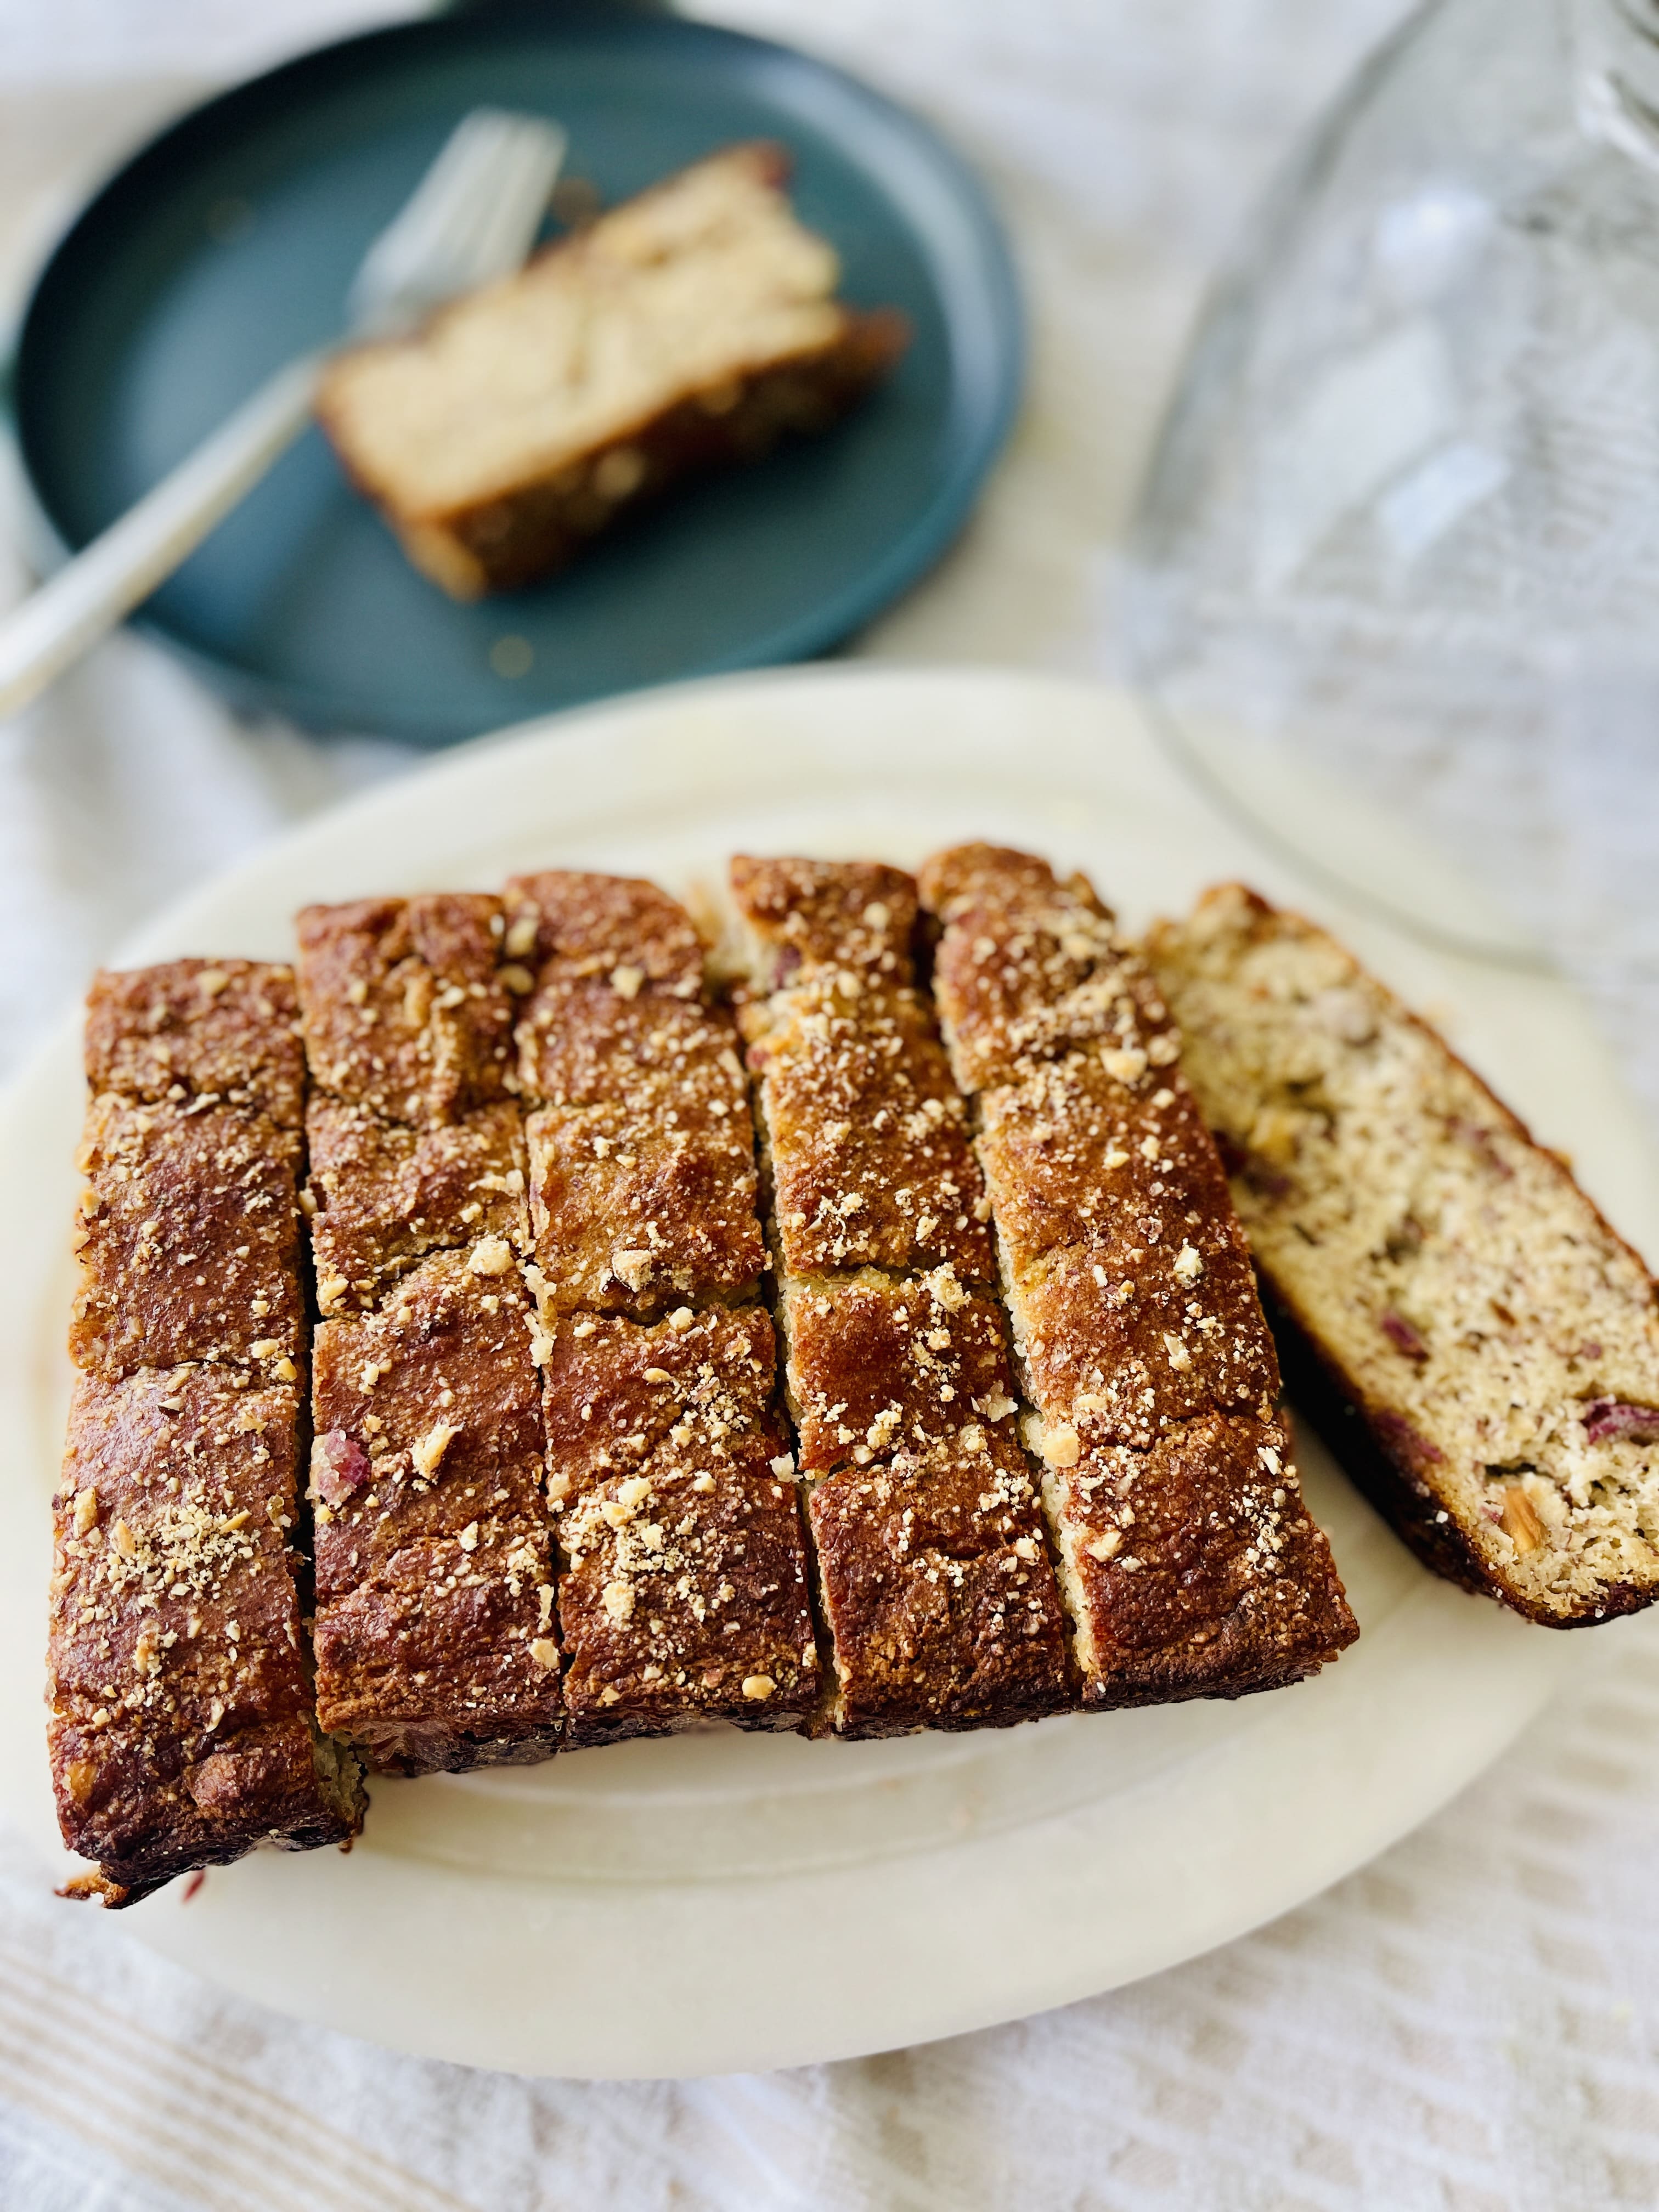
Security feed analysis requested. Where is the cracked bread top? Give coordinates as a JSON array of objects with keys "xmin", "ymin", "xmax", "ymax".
[
  {"xmin": 296, "ymin": 894, "xmax": 515, "ymax": 1122},
  {"xmin": 918, "ymin": 841, "xmax": 1178, "ymax": 1093},
  {"xmin": 84, "ymin": 960, "xmax": 305, "ymax": 1129},
  {"xmin": 307, "ymin": 1098, "xmax": 529, "ymax": 1316}
]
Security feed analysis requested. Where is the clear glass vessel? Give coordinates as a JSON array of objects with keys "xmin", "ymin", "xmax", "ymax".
[{"xmin": 1129, "ymin": 0, "xmax": 1659, "ymax": 1001}]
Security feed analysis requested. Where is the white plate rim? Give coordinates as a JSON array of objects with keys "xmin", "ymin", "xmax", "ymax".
[{"xmin": 3, "ymin": 661, "xmax": 1637, "ymax": 2079}]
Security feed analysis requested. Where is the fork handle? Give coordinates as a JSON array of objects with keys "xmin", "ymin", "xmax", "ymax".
[{"xmin": 0, "ymin": 351, "xmax": 325, "ymax": 720}]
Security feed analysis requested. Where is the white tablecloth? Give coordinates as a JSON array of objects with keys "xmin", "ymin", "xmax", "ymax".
[{"xmin": 5, "ymin": 5, "xmax": 1659, "ymax": 2207}]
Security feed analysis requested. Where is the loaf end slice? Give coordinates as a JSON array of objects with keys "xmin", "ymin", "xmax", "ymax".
[{"xmin": 1147, "ymin": 884, "xmax": 1659, "ymax": 1626}]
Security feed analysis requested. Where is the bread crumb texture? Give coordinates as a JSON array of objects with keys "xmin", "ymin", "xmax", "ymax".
[{"xmin": 1147, "ymin": 883, "xmax": 1659, "ymax": 1623}]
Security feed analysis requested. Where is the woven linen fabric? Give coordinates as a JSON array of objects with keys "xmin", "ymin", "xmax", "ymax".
[{"xmin": 5, "ymin": 5, "xmax": 1659, "ymax": 2209}]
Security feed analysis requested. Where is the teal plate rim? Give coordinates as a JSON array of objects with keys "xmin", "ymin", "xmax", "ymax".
[{"xmin": 8, "ymin": 5, "xmax": 1025, "ymax": 744}]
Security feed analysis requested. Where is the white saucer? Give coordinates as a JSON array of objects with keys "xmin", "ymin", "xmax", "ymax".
[{"xmin": 3, "ymin": 666, "xmax": 1644, "ymax": 2079}]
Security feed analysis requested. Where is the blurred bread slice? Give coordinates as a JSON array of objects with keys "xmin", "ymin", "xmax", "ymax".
[{"xmin": 316, "ymin": 142, "xmax": 910, "ymax": 598}]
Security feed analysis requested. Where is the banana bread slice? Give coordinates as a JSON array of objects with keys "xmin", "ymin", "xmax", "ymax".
[
  {"xmin": 317, "ymin": 143, "xmax": 909, "ymax": 599},
  {"xmin": 1147, "ymin": 884, "xmax": 1659, "ymax": 1626},
  {"xmin": 920, "ymin": 845, "xmax": 1357, "ymax": 1705},
  {"xmin": 731, "ymin": 854, "xmax": 1074, "ymax": 1736},
  {"xmin": 508, "ymin": 870, "xmax": 817, "ymax": 1740},
  {"xmin": 51, "ymin": 960, "xmax": 364, "ymax": 1904}
]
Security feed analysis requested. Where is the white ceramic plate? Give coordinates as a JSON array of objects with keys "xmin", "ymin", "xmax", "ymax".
[{"xmin": 2, "ymin": 667, "xmax": 1646, "ymax": 2080}]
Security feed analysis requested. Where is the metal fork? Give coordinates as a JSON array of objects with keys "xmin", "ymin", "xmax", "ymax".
[{"xmin": 0, "ymin": 108, "xmax": 567, "ymax": 720}]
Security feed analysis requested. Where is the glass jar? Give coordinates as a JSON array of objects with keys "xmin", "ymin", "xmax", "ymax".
[{"xmin": 1128, "ymin": 0, "xmax": 1659, "ymax": 1010}]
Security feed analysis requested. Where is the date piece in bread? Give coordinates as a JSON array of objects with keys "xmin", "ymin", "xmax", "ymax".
[
  {"xmin": 307, "ymin": 1098, "xmax": 528, "ymax": 1316},
  {"xmin": 510, "ymin": 873, "xmax": 816, "ymax": 1739},
  {"xmin": 1147, "ymin": 884, "xmax": 1659, "ymax": 1627},
  {"xmin": 507, "ymin": 870, "xmax": 764, "ymax": 1314},
  {"xmin": 316, "ymin": 144, "xmax": 909, "ymax": 599},
  {"xmin": 919, "ymin": 845, "xmax": 1357, "ymax": 1706},
  {"xmin": 51, "ymin": 960, "xmax": 363, "ymax": 1904},
  {"xmin": 49, "ymin": 1370, "xmax": 363, "ymax": 1906},
  {"xmin": 310, "ymin": 1251, "xmax": 561, "ymax": 1773},
  {"xmin": 731, "ymin": 855, "xmax": 1073, "ymax": 1736},
  {"xmin": 295, "ymin": 894, "xmax": 514, "ymax": 1124}
]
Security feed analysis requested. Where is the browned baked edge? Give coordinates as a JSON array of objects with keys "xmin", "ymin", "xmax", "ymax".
[
  {"xmin": 506, "ymin": 871, "xmax": 819, "ymax": 1742},
  {"xmin": 731, "ymin": 854, "xmax": 1076, "ymax": 1738},
  {"xmin": 296, "ymin": 896, "xmax": 563, "ymax": 1773},
  {"xmin": 917, "ymin": 844, "xmax": 1358, "ymax": 1706},
  {"xmin": 50, "ymin": 963, "xmax": 364, "ymax": 1905}
]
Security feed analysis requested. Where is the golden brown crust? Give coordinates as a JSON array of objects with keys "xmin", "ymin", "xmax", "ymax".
[
  {"xmin": 307, "ymin": 1098, "xmax": 528, "ymax": 1315},
  {"xmin": 558, "ymin": 1462, "xmax": 817, "ymax": 1745},
  {"xmin": 295, "ymin": 895, "xmax": 514, "ymax": 1123},
  {"xmin": 919, "ymin": 843, "xmax": 1356, "ymax": 1700},
  {"xmin": 70, "ymin": 1096, "xmax": 304, "ymax": 1385},
  {"xmin": 539, "ymin": 1306, "xmax": 781, "ymax": 1504},
  {"xmin": 730, "ymin": 854, "xmax": 918, "ymax": 990},
  {"xmin": 309, "ymin": 1249, "xmax": 561, "ymax": 1773},
  {"xmin": 808, "ymin": 1447, "xmax": 1071, "ymax": 1738},
  {"xmin": 1044, "ymin": 1412, "xmax": 1356, "ymax": 1705},
  {"xmin": 744, "ymin": 981, "xmax": 994, "ymax": 1280},
  {"xmin": 504, "ymin": 870, "xmax": 706, "ymax": 991},
  {"xmin": 780, "ymin": 1267, "xmax": 1023, "ymax": 1479},
  {"xmin": 84, "ymin": 960, "xmax": 306, "ymax": 1130},
  {"xmin": 918, "ymin": 842, "xmax": 1175, "ymax": 1095},
  {"xmin": 509, "ymin": 874, "xmax": 765, "ymax": 1314},
  {"xmin": 48, "ymin": 1367, "xmax": 363, "ymax": 1905}
]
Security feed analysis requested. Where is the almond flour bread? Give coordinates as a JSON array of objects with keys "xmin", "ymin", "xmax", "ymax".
[
  {"xmin": 920, "ymin": 846, "xmax": 1357, "ymax": 1705},
  {"xmin": 1146, "ymin": 885, "xmax": 1659, "ymax": 1627},
  {"xmin": 317, "ymin": 143, "xmax": 910, "ymax": 599},
  {"xmin": 49, "ymin": 961, "xmax": 363, "ymax": 1905},
  {"xmin": 297, "ymin": 898, "xmax": 562, "ymax": 1773},
  {"xmin": 507, "ymin": 871, "xmax": 817, "ymax": 1743},
  {"xmin": 732, "ymin": 855, "xmax": 1074, "ymax": 1736}
]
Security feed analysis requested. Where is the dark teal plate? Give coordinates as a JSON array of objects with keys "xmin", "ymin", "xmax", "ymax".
[{"xmin": 11, "ymin": 7, "xmax": 1022, "ymax": 744}]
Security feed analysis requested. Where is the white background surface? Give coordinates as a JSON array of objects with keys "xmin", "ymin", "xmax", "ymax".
[{"xmin": 5, "ymin": 3, "xmax": 1659, "ymax": 2208}]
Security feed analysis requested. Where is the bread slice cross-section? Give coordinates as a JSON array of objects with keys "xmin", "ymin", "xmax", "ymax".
[
  {"xmin": 317, "ymin": 143, "xmax": 909, "ymax": 598},
  {"xmin": 1147, "ymin": 883, "xmax": 1659, "ymax": 1626}
]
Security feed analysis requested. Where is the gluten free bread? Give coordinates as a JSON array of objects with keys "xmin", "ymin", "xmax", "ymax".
[
  {"xmin": 919, "ymin": 846, "xmax": 1358, "ymax": 1703},
  {"xmin": 317, "ymin": 143, "xmax": 909, "ymax": 598},
  {"xmin": 1147, "ymin": 885, "xmax": 1659, "ymax": 1627}
]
